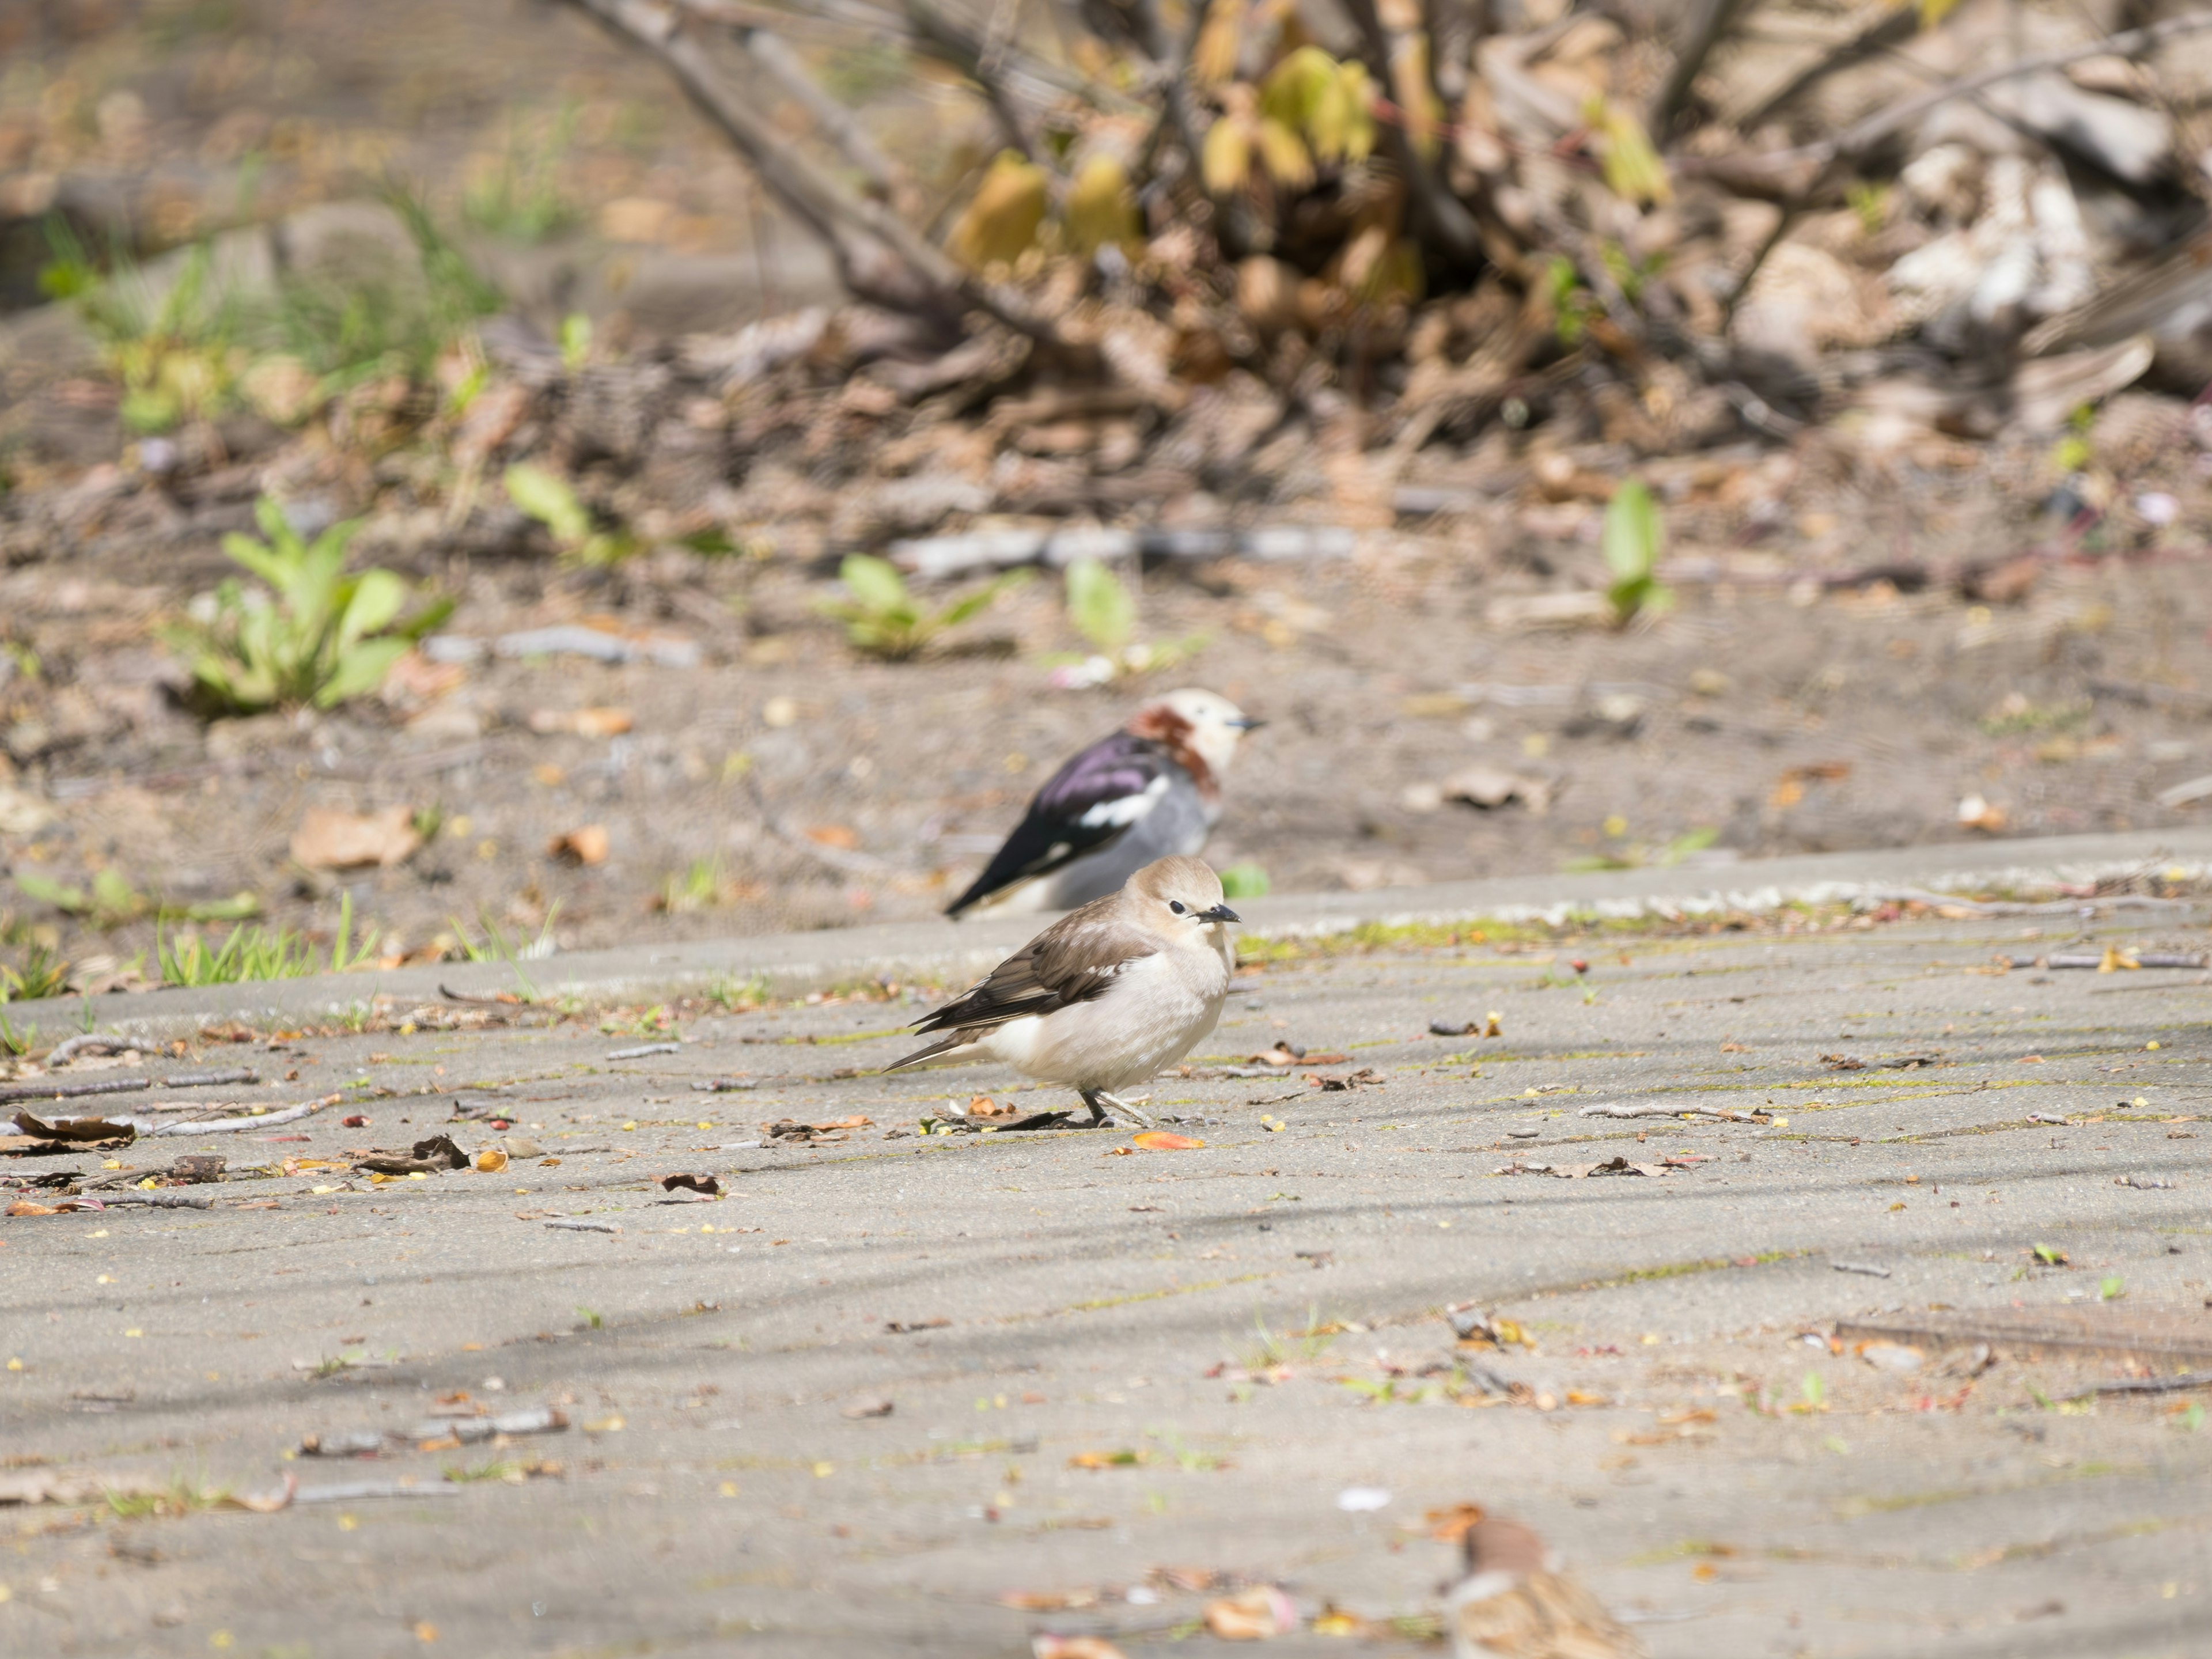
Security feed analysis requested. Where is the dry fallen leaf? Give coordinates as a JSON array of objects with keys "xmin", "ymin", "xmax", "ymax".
[
  {"xmin": 528, "ymin": 706, "xmax": 635, "ymax": 737},
  {"xmin": 548, "ymin": 824, "xmax": 611, "ymax": 865},
  {"xmin": 1132, "ymin": 1131, "xmax": 1204, "ymax": 1151},
  {"xmin": 291, "ymin": 805, "xmax": 422, "ymax": 870},
  {"xmin": 1030, "ymin": 1637, "xmax": 1128, "ymax": 1659},
  {"xmin": 1203, "ymin": 1584, "xmax": 1298, "ymax": 1640},
  {"xmin": 806, "ymin": 823, "xmax": 861, "ymax": 850},
  {"xmin": 1425, "ymin": 1501, "xmax": 1487, "ymax": 1541},
  {"xmin": 1956, "ymin": 793, "xmax": 2008, "ymax": 833},
  {"xmin": 660, "ymin": 1173, "xmax": 721, "ymax": 1195},
  {"xmin": 474, "ymin": 1149, "xmax": 509, "ymax": 1174},
  {"xmin": 1441, "ymin": 766, "xmax": 1552, "ymax": 815}
]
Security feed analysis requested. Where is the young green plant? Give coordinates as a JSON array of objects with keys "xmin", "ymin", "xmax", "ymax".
[
  {"xmin": 503, "ymin": 464, "xmax": 636, "ymax": 566},
  {"xmin": 163, "ymin": 497, "xmax": 452, "ymax": 712},
  {"xmin": 822, "ymin": 554, "xmax": 1029, "ymax": 661},
  {"xmin": 1601, "ymin": 479, "xmax": 1672, "ymax": 625}
]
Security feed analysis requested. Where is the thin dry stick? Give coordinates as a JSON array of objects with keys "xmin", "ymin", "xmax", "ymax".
[
  {"xmin": 561, "ymin": 0, "xmax": 1056, "ymax": 338},
  {"xmin": 1337, "ymin": 0, "xmax": 1482, "ymax": 267},
  {"xmin": 735, "ymin": 23, "xmax": 904, "ymax": 200},
  {"xmin": 1718, "ymin": 10, "xmax": 2212, "ymax": 309},
  {"xmin": 1649, "ymin": 0, "xmax": 1754, "ymax": 134},
  {"xmin": 1578, "ymin": 1103, "xmax": 1770, "ymax": 1123}
]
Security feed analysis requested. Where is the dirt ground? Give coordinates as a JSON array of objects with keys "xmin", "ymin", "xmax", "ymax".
[
  {"xmin": 0, "ymin": 466, "xmax": 2207, "ymax": 979},
  {"xmin": 3, "ymin": 2, "xmax": 2212, "ymax": 993}
]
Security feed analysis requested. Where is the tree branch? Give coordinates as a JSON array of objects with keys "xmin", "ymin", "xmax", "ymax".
[
  {"xmin": 902, "ymin": 0, "xmax": 1045, "ymax": 160},
  {"xmin": 1718, "ymin": 7, "xmax": 2212, "ymax": 183},
  {"xmin": 1337, "ymin": 0, "xmax": 1483, "ymax": 270},
  {"xmin": 559, "ymin": 0, "xmax": 1058, "ymax": 338},
  {"xmin": 1648, "ymin": 0, "xmax": 1752, "ymax": 135},
  {"xmin": 728, "ymin": 20, "xmax": 904, "ymax": 202}
]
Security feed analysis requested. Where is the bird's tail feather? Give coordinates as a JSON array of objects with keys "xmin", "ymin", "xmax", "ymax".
[{"xmin": 882, "ymin": 1032, "xmax": 974, "ymax": 1073}]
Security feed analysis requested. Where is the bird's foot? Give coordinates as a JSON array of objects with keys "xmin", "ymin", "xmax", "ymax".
[{"xmin": 1094, "ymin": 1091, "xmax": 1157, "ymax": 1129}]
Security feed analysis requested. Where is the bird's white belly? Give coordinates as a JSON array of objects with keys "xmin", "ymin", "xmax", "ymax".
[{"xmin": 980, "ymin": 950, "xmax": 1226, "ymax": 1092}]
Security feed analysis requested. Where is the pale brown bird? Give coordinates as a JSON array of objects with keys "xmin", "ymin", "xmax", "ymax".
[
  {"xmin": 887, "ymin": 855, "xmax": 1238, "ymax": 1128},
  {"xmin": 1448, "ymin": 1517, "xmax": 1647, "ymax": 1659}
]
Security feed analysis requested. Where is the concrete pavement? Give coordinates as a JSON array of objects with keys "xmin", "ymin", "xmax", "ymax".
[{"xmin": 2, "ymin": 845, "xmax": 2210, "ymax": 1657}]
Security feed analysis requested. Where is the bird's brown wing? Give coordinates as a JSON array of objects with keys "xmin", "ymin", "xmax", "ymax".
[
  {"xmin": 892, "ymin": 897, "xmax": 1160, "ymax": 1056},
  {"xmin": 1453, "ymin": 1570, "xmax": 1646, "ymax": 1659}
]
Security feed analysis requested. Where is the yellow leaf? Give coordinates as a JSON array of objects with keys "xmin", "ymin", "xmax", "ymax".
[
  {"xmin": 1262, "ymin": 45, "xmax": 1338, "ymax": 129},
  {"xmin": 1918, "ymin": 0, "xmax": 1962, "ymax": 25},
  {"xmin": 1192, "ymin": 0, "xmax": 1245, "ymax": 86},
  {"xmin": 1256, "ymin": 117, "xmax": 1314, "ymax": 190},
  {"xmin": 946, "ymin": 150, "xmax": 1048, "ymax": 269},
  {"xmin": 1588, "ymin": 97, "xmax": 1671, "ymax": 206},
  {"xmin": 1202, "ymin": 115, "xmax": 1253, "ymax": 194},
  {"xmin": 1337, "ymin": 61, "xmax": 1376, "ymax": 161},
  {"xmin": 1064, "ymin": 154, "xmax": 1139, "ymax": 255}
]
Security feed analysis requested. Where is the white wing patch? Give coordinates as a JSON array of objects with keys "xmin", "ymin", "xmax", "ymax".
[{"xmin": 1077, "ymin": 774, "xmax": 1169, "ymax": 829}]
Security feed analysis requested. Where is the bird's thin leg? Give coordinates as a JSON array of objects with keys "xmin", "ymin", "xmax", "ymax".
[
  {"xmin": 1094, "ymin": 1090, "xmax": 1157, "ymax": 1128},
  {"xmin": 1079, "ymin": 1090, "xmax": 1111, "ymax": 1126}
]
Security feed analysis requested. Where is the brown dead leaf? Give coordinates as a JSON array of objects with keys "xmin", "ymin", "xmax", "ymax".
[
  {"xmin": 548, "ymin": 824, "xmax": 610, "ymax": 866},
  {"xmin": 1957, "ymin": 794, "xmax": 2008, "ymax": 833},
  {"xmin": 291, "ymin": 805, "xmax": 422, "ymax": 870},
  {"xmin": 1203, "ymin": 1585, "xmax": 1298, "ymax": 1640},
  {"xmin": 1442, "ymin": 766, "xmax": 1553, "ymax": 815},
  {"xmin": 966, "ymin": 1096, "xmax": 1020, "ymax": 1119},
  {"xmin": 1424, "ymin": 1501, "xmax": 1486, "ymax": 1541},
  {"xmin": 10, "ymin": 1112, "xmax": 135, "ymax": 1146},
  {"xmin": 1031, "ymin": 1637, "xmax": 1127, "ymax": 1659},
  {"xmin": 528, "ymin": 707, "xmax": 634, "ymax": 737},
  {"xmin": 805, "ymin": 823, "xmax": 860, "ymax": 850},
  {"xmin": 660, "ymin": 1173, "xmax": 721, "ymax": 1195},
  {"xmin": 474, "ymin": 1148, "xmax": 509, "ymax": 1174}
]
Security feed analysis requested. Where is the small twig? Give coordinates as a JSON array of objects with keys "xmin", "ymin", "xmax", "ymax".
[
  {"xmin": 1831, "ymin": 1261, "xmax": 1892, "ymax": 1278},
  {"xmin": 727, "ymin": 19, "xmax": 905, "ymax": 201},
  {"xmin": 0, "ymin": 1077, "xmax": 151, "ymax": 1105},
  {"xmin": 1866, "ymin": 887, "xmax": 2190, "ymax": 916},
  {"xmin": 1719, "ymin": 10, "xmax": 2212, "ymax": 187},
  {"xmin": 561, "ymin": 0, "xmax": 1056, "ymax": 340},
  {"xmin": 162, "ymin": 1069, "xmax": 260, "ymax": 1089},
  {"xmin": 2072, "ymin": 1371, "xmax": 2211, "ymax": 1399},
  {"xmin": 1336, "ymin": 0, "xmax": 1482, "ymax": 269},
  {"xmin": 150, "ymin": 1094, "xmax": 342, "ymax": 1137},
  {"xmin": 96, "ymin": 1192, "xmax": 215, "ymax": 1210},
  {"xmin": 1649, "ymin": 0, "xmax": 1754, "ymax": 134},
  {"xmin": 607, "ymin": 1043, "xmax": 681, "ymax": 1060},
  {"xmin": 2007, "ymin": 953, "xmax": 2207, "ymax": 970},
  {"xmin": 438, "ymin": 984, "xmax": 516, "ymax": 1006},
  {"xmin": 46, "ymin": 1035, "xmax": 145, "ymax": 1065},
  {"xmin": 1578, "ymin": 1103, "xmax": 1770, "ymax": 1123},
  {"xmin": 903, "ymin": 0, "xmax": 1044, "ymax": 162}
]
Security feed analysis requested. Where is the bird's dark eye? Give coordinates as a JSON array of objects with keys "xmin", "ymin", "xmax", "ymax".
[{"xmin": 1169, "ymin": 900, "xmax": 1187, "ymax": 915}]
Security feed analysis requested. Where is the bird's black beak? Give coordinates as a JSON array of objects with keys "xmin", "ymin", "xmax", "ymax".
[
  {"xmin": 1200, "ymin": 903, "xmax": 1241, "ymax": 924},
  {"xmin": 1229, "ymin": 717, "xmax": 1266, "ymax": 731}
]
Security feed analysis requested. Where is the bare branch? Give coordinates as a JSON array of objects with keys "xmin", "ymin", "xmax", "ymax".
[
  {"xmin": 1336, "ymin": 0, "xmax": 1482, "ymax": 269},
  {"xmin": 1648, "ymin": 0, "xmax": 1752, "ymax": 135},
  {"xmin": 1715, "ymin": 7, "xmax": 2212, "ymax": 184},
  {"xmin": 730, "ymin": 21, "xmax": 904, "ymax": 202},
  {"xmin": 903, "ymin": 0, "xmax": 1046, "ymax": 160},
  {"xmin": 1131, "ymin": 0, "xmax": 1255, "ymax": 257},
  {"xmin": 1730, "ymin": 3, "xmax": 1919, "ymax": 134},
  {"xmin": 559, "ymin": 0, "xmax": 1059, "ymax": 338}
]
